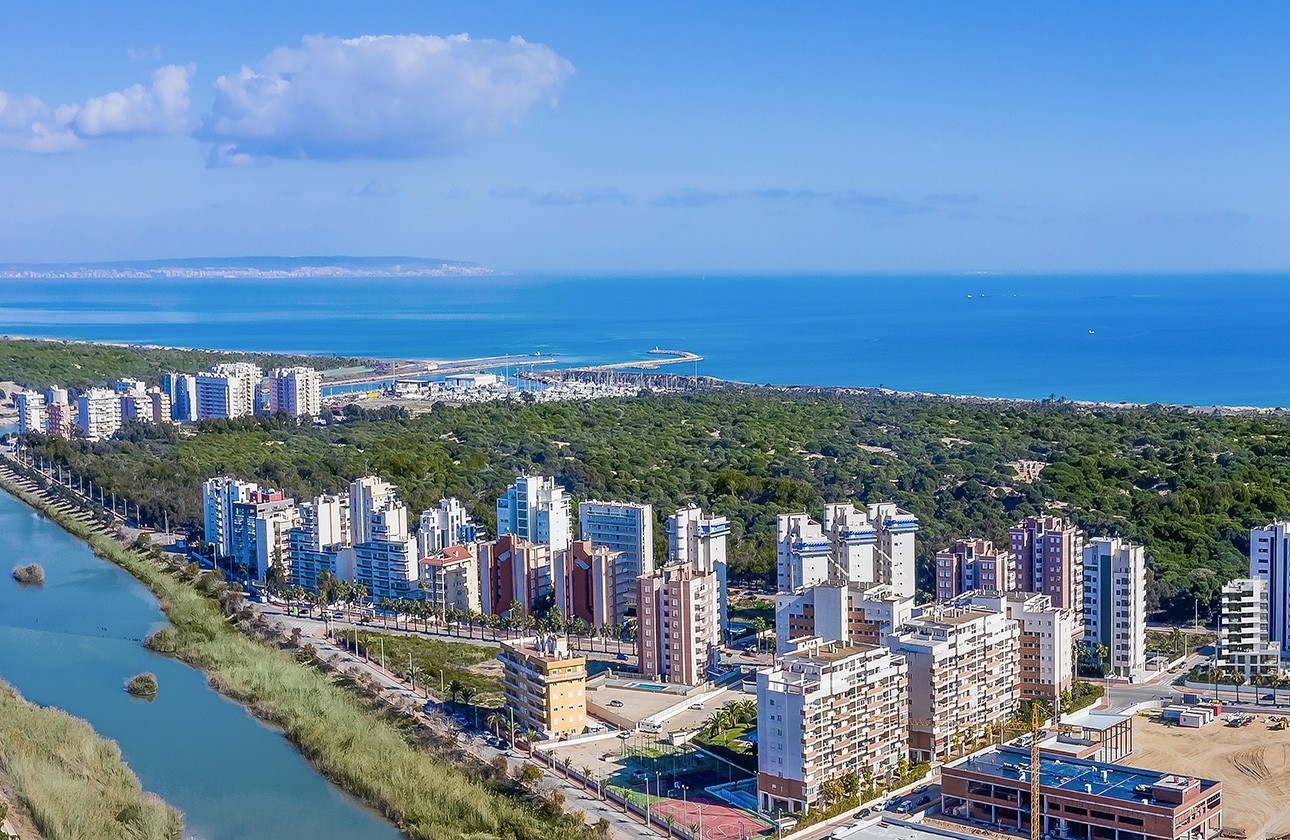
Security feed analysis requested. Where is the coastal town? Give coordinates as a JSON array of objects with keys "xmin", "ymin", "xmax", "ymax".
[{"xmin": 5, "ymin": 357, "xmax": 1290, "ymax": 840}]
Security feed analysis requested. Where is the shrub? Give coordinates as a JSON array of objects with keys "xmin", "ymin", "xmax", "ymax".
[{"xmin": 126, "ymin": 673, "xmax": 159, "ymax": 698}]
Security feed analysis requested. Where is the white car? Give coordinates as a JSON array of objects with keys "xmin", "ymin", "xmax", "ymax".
[{"xmin": 689, "ymin": 702, "xmax": 704, "ymax": 710}]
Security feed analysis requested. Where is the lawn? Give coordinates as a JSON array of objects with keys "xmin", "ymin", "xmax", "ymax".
[
  {"xmin": 694, "ymin": 723, "xmax": 757, "ymax": 774},
  {"xmin": 354, "ymin": 631, "xmax": 503, "ymax": 705}
]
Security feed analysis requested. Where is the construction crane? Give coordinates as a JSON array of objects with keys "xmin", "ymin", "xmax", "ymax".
[{"xmin": 997, "ymin": 702, "xmax": 1045, "ymax": 840}]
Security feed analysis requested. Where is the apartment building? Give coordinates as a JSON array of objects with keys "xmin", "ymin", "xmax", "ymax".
[
  {"xmin": 350, "ymin": 479, "xmax": 418, "ymax": 601},
  {"xmin": 499, "ymin": 636, "xmax": 587, "ymax": 740},
  {"xmin": 757, "ymin": 637, "xmax": 908, "ymax": 815},
  {"xmin": 579, "ymin": 500, "xmax": 653, "ymax": 614},
  {"xmin": 229, "ymin": 490, "xmax": 296, "ymax": 582},
  {"xmin": 479, "ymin": 533, "xmax": 553, "ymax": 617},
  {"xmin": 14, "ymin": 390, "xmax": 46, "ymax": 436},
  {"xmin": 553, "ymin": 539, "xmax": 625, "ymax": 628},
  {"xmin": 416, "ymin": 497, "xmax": 478, "ymax": 557},
  {"xmin": 196, "ymin": 362, "xmax": 262, "ymax": 419},
  {"xmin": 777, "ymin": 503, "xmax": 919, "ymax": 598},
  {"xmin": 268, "ymin": 366, "xmax": 322, "ymax": 418},
  {"xmin": 637, "ymin": 563, "xmax": 720, "ymax": 686},
  {"xmin": 935, "ymin": 539, "xmax": 1016, "ymax": 601},
  {"xmin": 890, "ymin": 605, "xmax": 1021, "ymax": 762},
  {"xmin": 77, "ymin": 387, "xmax": 122, "ymax": 440},
  {"xmin": 953, "ymin": 591, "xmax": 1075, "ymax": 703},
  {"xmin": 45, "ymin": 400, "xmax": 73, "ymax": 439},
  {"xmin": 419, "ymin": 544, "xmax": 481, "ymax": 615},
  {"xmin": 202, "ymin": 476, "xmax": 261, "ymax": 558},
  {"xmin": 774, "ymin": 582, "xmax": 914, "ymax": 649},
  {"xmin": 146, "ymin": 388, "xmax": 171, "ymax": 425},
  {"xmin": 348, "ymin": 476, "xmax": 398, "ymax": 545},
  {"xmin": 1249, "ymin": 522, "xmax": 1290, "ymax": 659},
  {"xmin": 1083, "ymin": 537, "xmax": 1146, "ymax": 678},
  {"xmin": 287, "ymin": 494, "xmax": 351, "ymax": 591},
  {"xmin": 1011, "ymin": 515, "xmax": 1084, "ymax": 611},
  {"xmin": 496, "ymin": 474, "xmax": 572, "ymax": 554},
  {"xmin": 1217, "ymin": 578, "xmax": 1282, "ymax": 679},
  {"xmin": 668, "ymin": 506, "xmax": 730, "ymax": 629},
  {"xmin": 161, "ymin": 372, "xmax": 198, "ymax": 422}
]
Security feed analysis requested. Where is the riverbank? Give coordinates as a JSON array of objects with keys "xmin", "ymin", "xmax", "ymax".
[
  {"xmin": 0, "ymin": 679, "xmax": 180, "ymax": 839},
  {"xmin": 0, "ymin": 467, "xmax": 587, "ymax": 840}
]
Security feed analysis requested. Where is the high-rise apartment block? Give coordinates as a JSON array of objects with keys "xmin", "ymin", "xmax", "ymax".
[
  {"xmin": 667, "ymin": 506, "xmax": 730, "ymax": 630},
  {"xmin": 952, "ymin": 591, "xmax": 1075, "ymax": 703},
  {"xmin": 77, "ymin": 387, "xmax": 122, "ymax": 440},
  {"xmin": 479, "ymin": 534, "xmax": 553, "ymax": 616},
  {"xmin": 230, "ymin": 490, "xmax": 297, "ymax": 583},
  {"xmin": 419, "ymin": 545, "xmax": 481, "ymax": 615},
  {"xmin": 637, "ymin": 563, "xmax": 720, "ymax": 686},
  {"xmin": 579, "ymin": 500, "xmax": 654, "ymax": 614},
  {"xmin": 287, "ymin": 493, "xmax": 351, "ymax": 592},
  {"xmin": 14, "ymin": 390, "xmax": 46, "ymax": 436},
  {"xmin": 203, "ymin": 476, "xmax": 261, "ymax": 558},
  {"xmin": 757, "ymin": 637, "xmax": 908, "ymax": 814},
  {"xmin": 890, "ymin": 605, "xmax": 1021, "ymax": 762},
  {"xmin": 496, "ymin": 474, "xmax": 572, "ymax": 554},
  {"xmin": 775, "ymin": 582, "xmax": 914, "ymax": 650},
  {"xmin": 45, "ymin": 399, "xmax": 73, "ymax": 439},
  {"xmin": 776, "ymin": 503, "xmax": 919, "ymax": 598},
  {"xmin": 499, "ymin": 636, "xmax": 587, "ymax": 740},
  {"xmin": 196, "ymin": 363, "xmax": 261, "ymax": 420},
  {"xmin": 268, "ymin": 366, "xmax": 322, "ymax": 418},
  {"xmin": 1217, "ymin": 577, "xmax": 1282, "ymax": 679},
  {"xmin": 1010, "ymin": 515, "xmax": 1084, "ymax": 611},
  {"xmin": 1249, "ymin": 522, "xmax": 1290, "ymax": 659},
  {"xmin": 349, "ymin": 477, "xmax": 417, "ymax": 600},
  {"xmin": 554, "ymin": 539, "xmax": 626, "ymax": 628},
  {"xmin": 416, "ymin": 497, "xmax": 478, "ymax": 557},
  {"xmin": 1082, "ymin": 537, "xmax": 1146, "ymax": 678},
  {"xmin": 161, "ymin": 372, "xmax": 198, "ymax": 422},
  {"xmin": 935, "ymin": 538, "xmax": 1015, "ymax": 601}
]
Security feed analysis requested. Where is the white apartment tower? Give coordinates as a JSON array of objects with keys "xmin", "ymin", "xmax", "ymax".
[
  {"xmin": 1250, "ymin": 522, "xmax": 1290, "ymax": 659},
  {"xmin": 417, "ymin": 497, "xmax": 478, "ymax": 557},
  {"xmin": 14, "ymin": 390, "xmax": 47, "ymax": 436},
  {"xmin": 637, "ymin": 563, "xmax": 720, "ymax": 686},
  {"xmin": 77, "ymin": 387, "xmax": 123, "ymax": 441},
  {"xmin": 287, "ymin": 494, "xmax": 351, "ymax": 592},
  {"xmin": 890, "ymin": 605, "xmax": 1021, "ymax": 762},
  {"xmin": 196, "ymin": 362, "xmax": 261, "ymax": 419},
  {"xmin": 666, "ymin": 506, "xmax": 730, "ymax": 630},
  {"xmin": 495, "ymin": 474, "xmax": 572, "ymax": 554},
  {"xmin": 758, "ymin": 637, "xmax": 909, "ymax": 815},
  {"xmin": 1218, "ymin": 578, "xmax": 1282, "ymax": 679},
  {"xmin": 775, "ymin": 581, "xmax": 914, "ymax": 650},
  {"xmin": 579, "ymin": 500, "xmax": 654, "ymax": 613},
  {"xmin": 268, "ymin": 366, "xmax": 322, "ymax": 418},
  {"xmin": 1082, "ymin": 537, "xmax": 1146, "ymax": 678},
  {"xmin": 349, "ymin": 476, "xmax": 417, "ymax": 600},
  {"xmin": 953, "ymin": 590, "xmax": 1076, "ymax": 703},
  {"xmin": 202, "ymin": 476, "xmax": 261, "ymax": 558},
  {"xmin": 776, "ymin": 503, "xmax": 918, "ymax": 598}
]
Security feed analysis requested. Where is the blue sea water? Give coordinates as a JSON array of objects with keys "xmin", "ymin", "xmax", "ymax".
[{"xmin": 1, "ymin": 272, "xmax": 1286, "ymax": 406}]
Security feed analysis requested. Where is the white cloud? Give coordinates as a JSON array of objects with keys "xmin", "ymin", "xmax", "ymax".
[
  {"xmin": 0, "ymin": 65, "xmax": 193, "ymax": 153},
  {"xmin": 198, "ymin": 33, "xmax": 574, "ymax": 165}
]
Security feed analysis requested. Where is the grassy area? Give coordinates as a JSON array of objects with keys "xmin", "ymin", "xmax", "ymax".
[
  {"xmin": 694, "ymin": 724, "xmax": 757, "ymax": 774},
  {"xmin": 0, "ymin": 473, "xmax": 586, "ymax": 840},
  {"xmin": 353, "ymin": 631, "xmax": 502, "ymax": 704},
  {"xmin": 0, "ymin": 337, "xmax": 367, "ymax": 390},
  {"xmin": 0, "ymin": 679, "xmax": 181, "ymax": 839},
  {"xmin": 726, "ymin": 598, "xmax": 774, "ymax": 627}
]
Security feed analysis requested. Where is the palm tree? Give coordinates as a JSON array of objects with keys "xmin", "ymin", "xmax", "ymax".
[
  {"xmin": 752, "ymin": 616, "xmax": 767, "ymax": 653},
  {"xmin": 561, "ymin": 754, "xmax": 573, "ymax": 778},
  {"xmin": 487, "ymin": 711, "xmax": 506, "ymax": 738},
  {"xmin": 447, "ymin": 679, "xmax": 464, "ymax": 704}
]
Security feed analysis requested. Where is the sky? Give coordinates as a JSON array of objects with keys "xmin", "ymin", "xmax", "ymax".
[{"xmin": 0, "ymin": 2, "xmax": 1287, "ymax": 272}]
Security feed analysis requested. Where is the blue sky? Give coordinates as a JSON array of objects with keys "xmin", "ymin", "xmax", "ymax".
[{"xmin": 0, "ymin": 2, "xmax": 1285, "ymax": 271}]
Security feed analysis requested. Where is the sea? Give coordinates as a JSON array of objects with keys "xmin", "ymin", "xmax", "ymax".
[{"xmin": 1, "ymin": 272, "xmax": 1286, "ymax": 407}]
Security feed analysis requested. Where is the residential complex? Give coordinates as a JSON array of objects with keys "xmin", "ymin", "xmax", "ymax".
[
  {"xmin": 350, "ymin": 478, "xmax": 417, "ymax": 601},
  {"xmin": 496, "ymin": 474, "xmax": 572, "ymax": 554},
  {"xmin": 196, "ymin": 363, "xmax": 262, "ymax": 419},
  {"xmin": 1249, "ymin": 521, "xmax": 1290, "ymax": 659},
  {"xmin": 934, "ymin": 538, "xmax": 1015, "ymax": 601},
  {"xmin": 776, "ymin": 503, "xmax": 919, "ymax": 599},
  {"xmin": 416, "ymin": 497, "xmax": 477, "ymax": 557},
  {"xmin": 636, "ymin": 562, "xmax": 720, "ymax": 686},
  {"xmin": 757, "ymin": 637, "xmax": 908, "ymax": 814},
  {"xmin": 479, "ymin": 534, "xmax": 553, "ymax": 617},
  {"xmin": 1217, "ymin": 577, "xmax": 1282, "ymax": 679},
  {"xmin": 1010, "ymin": 515, "xmax": 1084, "ymax": 611},
  {"xmin": 553, "ymin": 539, "xmax": 626, "ymax": 628},
  {"xmin": 578, "ymin": 500, "xmax": 653, "ymax": 615},
  {"xmin": 774, "ymin": 581, "xmax": 913, "ymax": 649},
  {"xmin": 14, "ymin": 390, "xmax": 46, "ymax": 436},
  {"xmin": 419, "ymin": 545, "xmax": 481, "ymax": 615},
  {"xmin": 1083, "ymin": 537, "xmax": 1147, "ymax": 678},
  {"xmin": 202, "ymin": 475, "xmax": 261, "ymax": 558},
  {"xmin": 499, "ymin": 636, "xmax": 587, "ymax": 740},
  {"xmin": 230, "ymin": 489, "xmax": 297, "ymax": 583},
  {"xmin": 666, "ymin": 505, "xmax": 730, "ymax": 628},
  {"xmin": 77, "ymin": 387, "xmax": 122, "ymax": 440},
  {"xmin": 268, "ymin": 366, "xmax": 322, "ymax": 418},
  {"xmin": 942, "ymin": 746, "xmax": 1222, "ymax": 840},
  {"xmin": 952, "ymin": 590, "xmax": 1076, "ymax": 703},
  {"xmin": 287, "ymin": 493, "xmax": 351, "ymax": 592},
  {"xmin": 890, "ymin": 604, "xmax": 1021, "ymax": 762}
]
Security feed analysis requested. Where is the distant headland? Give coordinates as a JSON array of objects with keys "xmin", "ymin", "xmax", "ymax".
[{"xmin": 0, "ymin": 256, "xmax": 492, "ymax": 280}]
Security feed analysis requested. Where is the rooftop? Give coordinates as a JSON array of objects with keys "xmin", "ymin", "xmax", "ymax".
[{"xmin": 949, "ymin": 746, "xmax": 1218, "ymax": 808}]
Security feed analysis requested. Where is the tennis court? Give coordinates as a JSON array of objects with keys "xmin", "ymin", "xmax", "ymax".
[{"xmin": 650, "ymin": 792, "xmax": 773, "ymax": 839}]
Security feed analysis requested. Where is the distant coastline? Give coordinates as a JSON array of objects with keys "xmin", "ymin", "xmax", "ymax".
[{"xmin": 0, "ymin": 255, "xmax": 492, "ymax": 280}]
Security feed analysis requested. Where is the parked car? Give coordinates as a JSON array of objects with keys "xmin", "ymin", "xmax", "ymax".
[
  {"xmin": 897, "ymin": 801, "xmax": 914, "ymax": 814},
  {"xmin": 615, "ymin": 653, "xmax": 627, "ymax": 661},
  {"xmin": 609, "ymin": 699, "xmax": 624, "ymax": 707},
  {"xmin": 690, "ymin": 702, "xmax": 704, "ymax": 710}
]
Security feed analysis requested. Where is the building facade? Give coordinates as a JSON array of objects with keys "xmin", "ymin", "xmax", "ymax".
[
  {"xmin": 935, "ymin": 539, "xmax": 1017, "ymax": 601},
  {"xmin": 1217, "ymin": 577, "xmax": 1282, "ymax": 679},
  {"xmin": 636, "ymin": 563, "xmax": 720, "ymax": 686},
  {"xmin": 1249, "ymin": 522, "xmax": 1290, "ymax": 659},
  {"xmin": 666, "ymin": 506, "xmax": 730, "ymax": 630},
  {"xmin": 349, "ymin": 479, "xmax": 417, "ymax": 601},
  {"xmin": 1083, "ymin": 537, "xmax": 1146, "ymax": 678},
  {"xmin": 554, "ymin": 539, "xmax": 625, "ymax": 628},
  {"xmin": 268, "ymin": 366, "xmax": 322, "ymax": 418},
  {"xmin": 202, "ymin": 476, "xmax": 261, "ymax": 558},
  {"xmin": 757, "ymin": 637, "xmax": 909, "ymax": 814},
  {"xmin": 419, "ymin": 544, "xmax": 481, "ymax": 615},
  {"xmin": 229, "ymin": 490, "xmax": 294, "ymax": 582},
  {"xmin": 1011, "ymin": 515, "xmax": 1084, "ymax": 611},
  {"xmin": 954, "ymin": 590, "xmax": 1076, "ymax": 703},
  {"xmin": 416, "ymin": 497, "xmax": 478, "ymax": 557},
  {"xmin": 777, "ymin": 503, "xmax": 919, "ymax": 599},
  {"xmin": 775, "ymin": 582, "xmax": 914, "ymax": 649},
  {"xmin": 579, "ymin": 500, "xmax": 654, "ymax": 614},
  {"xmin": 196, "ymin": 362, "xmax": 261, "ymax": 420},
  {"xmin": 890, "ymin": 605, "xmax": 1021, "ymax": 762},
  {"xmin": 14, "ymin": 390, "xmax": 47, "ymax": 436},
  {"xmin": 479, "ymin": 534, "xmax": 553, "ymax": 617},
  {"xmin": 496, "ymin": 474, "xmax": 572, "ymax": 554},
  {"xmin": 77, "ymin": 387, "xmax": 122, "ymax": 440},
  {"xmin": 287, "ymin": 493, "xmax": 351, "ymax": 591},
  {"xmin": 499, "ymin": 636, "xmax": 587, "ymax": 740}
]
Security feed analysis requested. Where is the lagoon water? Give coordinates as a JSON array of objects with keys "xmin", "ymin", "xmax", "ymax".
[
  {"xmin": 2, "ymin": 272, "xmax": 1288, "ymax": 406},
  {"xmin": 0, "ymin": 490, "xmax": 405, "ymax": 839}
]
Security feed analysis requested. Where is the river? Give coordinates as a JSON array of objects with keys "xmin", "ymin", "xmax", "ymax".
[{"xmin": 0, "ymin": 488, "xmax": 405, "ymax": 840}]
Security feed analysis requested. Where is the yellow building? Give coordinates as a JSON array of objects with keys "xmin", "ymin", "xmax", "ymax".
[{"xmin": 499, "ymin": 636, "xmax": 587, "ymax": 740}]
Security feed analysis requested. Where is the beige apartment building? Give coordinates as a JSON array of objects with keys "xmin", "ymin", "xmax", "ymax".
[
  {"xmin": 499, "ymin": 636, "xmax": 587, "ymax": 740},
  {"xmin": 774, "ymin": 582, "xmax": 913, "ymax": 649},
  {"xmin": 890, "ymin": 605, "xmax": 1021, "ymax": 762},
  {"xmin": 953, "ymin": 590, "xmax": 1075, "ymax": 703},
  {"xmin": 757, "ymin": 637, "xmax": 908, "ymax": 814},
  {"xmin": 636, "ymin": 563, "xmax": 720, "ymax": 686}
]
